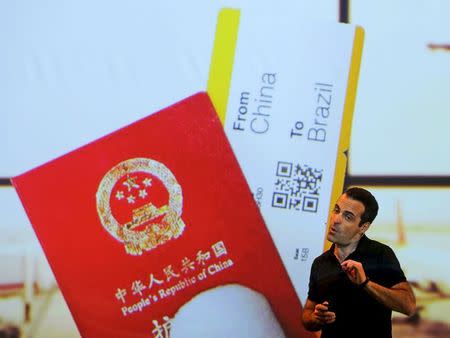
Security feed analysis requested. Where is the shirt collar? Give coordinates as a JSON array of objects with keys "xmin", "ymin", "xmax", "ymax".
[{"xmin": 326, "ymin": 234, "xmax": 369, "ymax": 260}]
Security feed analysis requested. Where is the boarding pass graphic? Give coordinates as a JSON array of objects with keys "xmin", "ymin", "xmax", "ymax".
[{"xmin": 208, "ymin": 8, "xmax": 364, "ymax": 303}]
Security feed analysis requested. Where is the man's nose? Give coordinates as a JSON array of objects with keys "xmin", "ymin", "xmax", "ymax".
[{"xmin": 331, "ymin": 212, "xmax": 342, "ymax": 224}]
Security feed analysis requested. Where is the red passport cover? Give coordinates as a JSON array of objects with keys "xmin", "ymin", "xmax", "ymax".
[{"xmin": 12, "ymin": 92, "xmax": 311, "ymax": 337}]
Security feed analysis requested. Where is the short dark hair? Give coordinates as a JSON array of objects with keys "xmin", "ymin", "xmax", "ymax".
[{"xmin": 344, "ymin": 187, "xmax": 379, "ymax": 225}]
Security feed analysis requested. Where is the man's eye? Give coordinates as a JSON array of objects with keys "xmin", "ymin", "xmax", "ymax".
[{"xmin": 344, "ymin": 214, "xmax": 353, "ymax": 221}]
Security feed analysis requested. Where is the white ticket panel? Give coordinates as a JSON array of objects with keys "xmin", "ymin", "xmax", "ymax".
[{"xmin": 208, "ymin": 8, "xmax": 364, "ymax": 303}]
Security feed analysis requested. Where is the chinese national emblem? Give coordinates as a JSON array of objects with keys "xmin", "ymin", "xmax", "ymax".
[{"xmin": 96, "ymin": 158, "xmax": 185, "ymax": 255}]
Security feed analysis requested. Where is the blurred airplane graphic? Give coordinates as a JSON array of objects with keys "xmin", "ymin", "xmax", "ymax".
[{"xmin": 427, "ymin": 43, "xmax": 450, "ymax": 51}]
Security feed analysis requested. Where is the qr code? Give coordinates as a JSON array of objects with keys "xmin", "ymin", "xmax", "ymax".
[{"xmin": 272, "ymin": 161, "xmax": 323, "ymax": 212}]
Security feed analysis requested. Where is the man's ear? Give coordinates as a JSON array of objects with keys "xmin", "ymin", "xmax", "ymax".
[{"xmin": 360, "ymin": 221, "xmax": 371, "ymax": 234}]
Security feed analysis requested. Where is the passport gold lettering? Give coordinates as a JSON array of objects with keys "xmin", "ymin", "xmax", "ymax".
[
  {"xmin": 207, "ymin": 258, "xmax": 234, "ymax": 275},
  {"xmin": 121, "ymin": 296, "xmax": 152, "ymax": 316},
  {"xmin": 158, "ymin": 276, "xmax": 197, "ymax": 299},
  {"xmin": 308, "ymin": 82, "xmax": 333, "ymax": 142}
]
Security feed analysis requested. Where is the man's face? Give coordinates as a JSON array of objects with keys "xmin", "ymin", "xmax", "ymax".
[{"xmin": 327, "ymin": 193, "xmax": 368, "ymax": 246}]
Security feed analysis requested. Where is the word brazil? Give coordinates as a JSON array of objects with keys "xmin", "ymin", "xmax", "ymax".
[{"xmin": 308, "ymin": 82, "xmax": 333, "ymax": 143}]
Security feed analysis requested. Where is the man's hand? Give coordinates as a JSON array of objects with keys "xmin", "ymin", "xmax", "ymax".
[
  {"xmin": 341, "ymin": 259, "xmax": 367, "ymax": 286},
  {"xmin": 312, "ymin": 301, "xmax": 336, "ymax": 325},
  {"xmin": 302, "ymin": 299, "xmax": 336, "ymax": 331},
  {"xmin": 340, "ymin": 260, "xmax": 416, "ymax": 316}
]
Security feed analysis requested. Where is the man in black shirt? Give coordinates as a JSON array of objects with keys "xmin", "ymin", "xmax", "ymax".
[{"xmin": 302, "ymin": 187, "xmax": 416, "ymax": 338}]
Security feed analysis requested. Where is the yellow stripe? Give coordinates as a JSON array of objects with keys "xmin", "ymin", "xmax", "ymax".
[
  {"xmin": 207, "ymin": 8, "xmax": 241, "ymax": 125},
  {"xmin": 324, "ymin": 26, "xmax": 365, "ymax": 251}
]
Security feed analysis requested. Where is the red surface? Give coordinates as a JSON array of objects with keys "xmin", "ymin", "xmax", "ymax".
[{"xmin": 12, "ymin": 92, "xmax": 312, "ymax": 338}]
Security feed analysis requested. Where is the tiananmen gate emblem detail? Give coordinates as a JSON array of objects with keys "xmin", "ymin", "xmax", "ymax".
[{"xmin": 96, "ymin": 158, "xmax": 185, "ymax": 255}]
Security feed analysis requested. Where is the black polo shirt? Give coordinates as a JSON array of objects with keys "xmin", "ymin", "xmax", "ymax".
[{"xmin": 308, "ymin": 235, "xmax": 406, "ymax": 338}]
